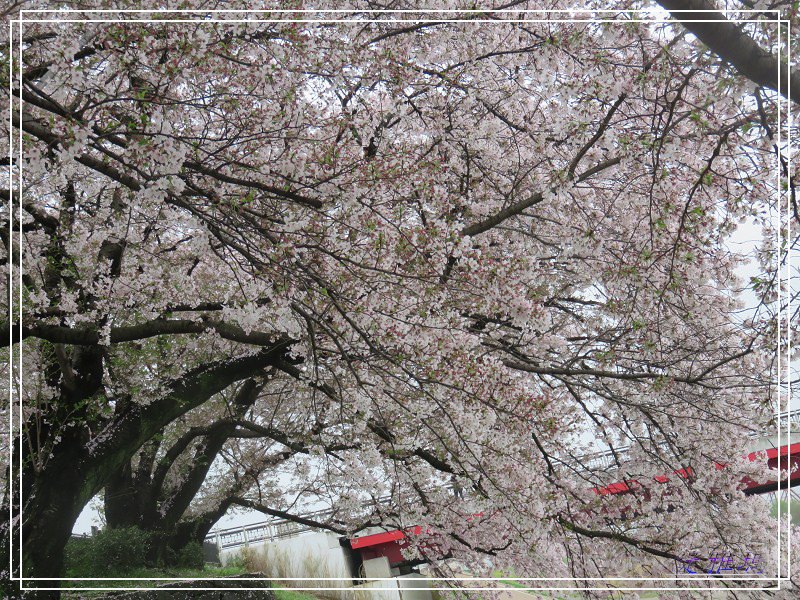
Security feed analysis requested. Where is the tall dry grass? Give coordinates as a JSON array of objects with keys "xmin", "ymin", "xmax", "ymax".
[{"xmin": 239, "ymin": 543, "xmax": 356, "ymax": 600}]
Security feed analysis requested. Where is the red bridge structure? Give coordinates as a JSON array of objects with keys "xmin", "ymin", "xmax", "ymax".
[
  {"xmin": 346, "ymin": 435, "xmax": 800, "ymax": 563},
  {"xmin": 206, "ymin": 413, "xmax": 800, "ymax": 576},
  {"xmin": 591, "ymin": 441, "xmax": 800, "ymax": 497}
]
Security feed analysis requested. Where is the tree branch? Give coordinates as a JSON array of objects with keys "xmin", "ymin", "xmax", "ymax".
[
  {"xmin": 657, "ymin": 0, "xmax": 800, "ymax": 104},
  {"xmin": 86, "ymin": 346, "xmax": 290, "ymax": 494},
  {"xmin": 229, "ymin": 497, "xmax": 348, "ymax": 535},
  {"xmin": 557, "ymin": 515, "xmax": 684, "ymax": 563},
  {"xmin": 5, "ymin": 317, "xmax": 293, "ymax": 349}
]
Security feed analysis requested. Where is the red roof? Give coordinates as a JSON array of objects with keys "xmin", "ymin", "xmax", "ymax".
[{"xmin": 349, "ymin": 526, "xmax": 424, "ymax": 549}]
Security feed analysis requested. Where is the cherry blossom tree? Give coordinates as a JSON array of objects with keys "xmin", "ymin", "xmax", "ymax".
[{"xmin": 2, "ymin": 0, "xmax": 798, "ymax": 598}]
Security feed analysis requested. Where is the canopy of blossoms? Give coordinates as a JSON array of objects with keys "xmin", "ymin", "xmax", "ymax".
[{"xmin": 2, "ymin": 0, "xmax": 797, "ymax": 597}]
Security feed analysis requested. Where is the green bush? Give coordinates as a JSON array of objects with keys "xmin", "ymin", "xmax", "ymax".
[
  {"xmin": 64, "ymin": 526, "xmax": 150, "ymax": 576},
  {"xmin": 65, "ymin": 527, "xmax": 208, "ymax": 576},
  {"xmin": 63, "ymin": 536, "xmax": 92, "ymax": 574},
  {"xmin": 174, "ymin": 540, "xmax": 204, "ymax": 569}
]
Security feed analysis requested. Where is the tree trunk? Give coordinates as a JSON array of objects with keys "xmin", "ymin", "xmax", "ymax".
[
  {"xmin": 18, "ymin": 350, "xmax": 282, "ymax": 585},
  {"xmin": 165, "ymin": 499, "xmax": 234, "ymax": 563},
  {"xmin": 104, "ymin": 462, "xmax": 140, "ymax": 529},
  {"xmin": 20, "ymin": 434, "xmax": 91, "ymax": 599}
]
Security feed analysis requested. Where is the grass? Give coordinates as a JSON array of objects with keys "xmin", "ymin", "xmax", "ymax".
[
  {"xmin": 491, "ymin": 575, "xmax": 664, "ymax": 600},
  {"xmin": 273, "ymin": 588, "xmax": 321, "ymax": 600},
  {"xmin": 61, "ymin": 564, "xmax": 247, "ymax": 596},
  {"xmin": 61, "ymin": 565, "xmax": 326, "ymax": 599}
]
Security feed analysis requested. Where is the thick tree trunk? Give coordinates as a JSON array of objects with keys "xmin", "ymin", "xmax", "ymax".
[
  {"xmin": 104, "ymin": 462, "xmax": 140, "ymax": 529},
  {"xmin": 1, "ymin": 464, "xmax": 22, "ymax": 599},
  {"xmin": 17, "ymin": 349, "xmax": 283, "ymax": 586},
  {"xmin": 165, "ymin": 499, "xmax": 234, "ymax": 563},
  {"xmin": 143, "ymin": 502, "xmax": 232, "ymax": 567},
  {"xmin": 19, "ymin": 438, "xmax": 90, "ymax": 599},
  {"xmin": 657, "ymin": 0, "xmax": 800, "ymax": 104}
]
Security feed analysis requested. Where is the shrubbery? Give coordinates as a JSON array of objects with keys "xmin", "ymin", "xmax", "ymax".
[
  {"xmin": 173, "ymin": 540, "xmax": 205, "ymax": 570},
  {"xmin": 64, "ymin": 527, "xmax": 205, "ymax": 576},
  {"xmin": 65, "ymin": 526, "xmax": 150, "ymax": 576}
]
